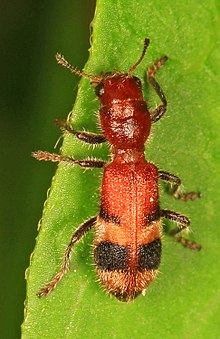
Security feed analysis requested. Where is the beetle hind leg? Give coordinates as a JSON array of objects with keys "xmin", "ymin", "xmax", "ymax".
[
  {"xmin": 161, "ymin": 209, "xmax": 201, "ymax": 250},
  {"xmin": 38, "ymin": 216, "xmax": 97, "ymax": 297}
]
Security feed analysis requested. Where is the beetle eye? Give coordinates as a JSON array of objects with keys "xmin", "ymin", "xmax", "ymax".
[
  {"xmin": 95, "ymin": 83, "xmax": 105, "ymax": 97},
  {"xmin": 104, "ymin": 71, "xmax": 112, "ymax": 76},
  {"xmin": 133, "ymin": 76, "xmax": 142, "ymax": 88}
]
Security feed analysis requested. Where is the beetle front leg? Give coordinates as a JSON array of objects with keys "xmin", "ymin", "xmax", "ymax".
[
  {"xmin": 159, "ymin": 170, "xmax": 201, "ymax": 201},
  {"xmin": 147, "ymin": 55, "xmax": 168, "ymax": 123},
  {"xmin": 55, "ymin": 119, "xmax": 106, "ymax": 144}
]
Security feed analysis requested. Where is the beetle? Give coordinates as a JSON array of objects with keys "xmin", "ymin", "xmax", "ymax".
[{"xmin": 33, "ymin": 38, "xmax": 201, "ymax": 302}]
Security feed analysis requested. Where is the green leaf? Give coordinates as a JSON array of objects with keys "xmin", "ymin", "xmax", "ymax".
[{"xmin": 22, "ymin": 0, "xmax": 220, "ymax": 338}]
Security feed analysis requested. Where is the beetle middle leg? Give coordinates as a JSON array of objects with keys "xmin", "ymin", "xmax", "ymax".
[
  {"xmin": 33, "ymin": 150, "xmax": 105, "ymax": 296},
  {"xmin": 32, "ymin": 150, "xmax": 106, "ymax": 168},
  {"xmin": 159, "ymin": 170, "xmax": 201, "ymax": 201}
]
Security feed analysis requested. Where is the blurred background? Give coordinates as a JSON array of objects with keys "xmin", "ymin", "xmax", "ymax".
[{"xmin": 0, "ymin": 1, "xmax": 96, "ymax": 337}]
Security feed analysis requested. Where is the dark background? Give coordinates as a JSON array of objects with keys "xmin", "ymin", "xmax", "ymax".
[{"xmin": 0, "ymin": 1, "xmax": 96, "ymax": 337}]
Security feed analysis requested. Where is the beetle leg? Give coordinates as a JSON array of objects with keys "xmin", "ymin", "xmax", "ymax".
[
  {"xmin": 159, "ymin": 170, "xmax": 201, "ymax": 201},
  {"xmin": 32, "ymin": 151, "xmax": 106, "ymax": 168},
  {"xmin": 38, "ymin": 216, "xmax": 97, "ymax": 297},
  {"xmin": 147, "ymin": 55, "xmax": 168, "ymax": 123},
  {"xmin": 160, "ymin": 209, "xmax": 201, "ymax": 250},
  {"xmin": 55, "ymin": 119, "xmax": 106, "ymax": 144}
]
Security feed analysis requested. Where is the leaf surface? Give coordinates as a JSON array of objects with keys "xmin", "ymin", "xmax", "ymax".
[{"xmin": 22, "ymin": 1, "xmax": 220, "ymax": 338}]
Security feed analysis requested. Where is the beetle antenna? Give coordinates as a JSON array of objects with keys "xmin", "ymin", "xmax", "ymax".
[
  {"xmin": 128, "ymin": 38, "xmax": 150, "ymax": 74},
  {"xmin": 56, "ymin": 53, "xmax": 101, "ymax": 82}
]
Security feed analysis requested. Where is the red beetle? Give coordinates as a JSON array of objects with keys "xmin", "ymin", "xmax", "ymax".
[{"xmin": 33, "ymin": 38, "xmax": 201, "ymax": 302}]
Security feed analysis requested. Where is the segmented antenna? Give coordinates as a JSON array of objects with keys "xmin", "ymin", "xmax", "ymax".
[
  {"xmin": 128, "ymin": 38, "xmax": 150, "ymax": 74},
  {"xmin": 56, "ymin": 53, "xmax": 101, "ymax": 82}
]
